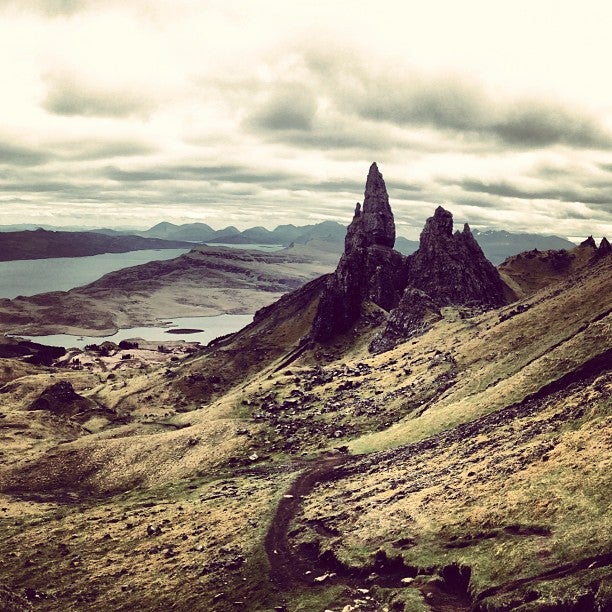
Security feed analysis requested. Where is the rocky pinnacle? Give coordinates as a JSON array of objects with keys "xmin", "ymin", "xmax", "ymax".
[{"xmin": 311, "ymin": 165, "xmax": 510, "ymax": 346}]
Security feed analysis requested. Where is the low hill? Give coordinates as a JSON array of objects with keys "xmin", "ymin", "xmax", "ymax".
[{"xmin": 0, "ymin": 229, "xmax": 193, "ymax": 261}]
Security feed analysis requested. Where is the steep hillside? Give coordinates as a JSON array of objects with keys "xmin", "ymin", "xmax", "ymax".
[
  {"xmin": 499, "ymin": 236, "xmax": 610, "ymax": 297},
  {"xmin": 0, "ymin": 166, "xmax": 609, "ymax": 611}
]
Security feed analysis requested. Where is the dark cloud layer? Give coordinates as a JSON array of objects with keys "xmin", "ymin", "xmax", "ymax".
[
  {"xmin": 104, "ymin": 164, "xmax": 301, "ymax": 186},
  {"xmin": 461, "ymin": 178, "xmax": 610, "ymax": 206},
  {"xmin": 0, "ymin": 141, "xmax": 51, "ymax": 166},
  {"xmin": 247, "ymin": 85, "xmax": 317, "ymax": 132},
  {"xmin": 44, "ymin": 74, "xmax": 154, "ymax": 118},
  {"xmin": 244, "ymin": 49, "xmax": 612, "ymax": 153}
]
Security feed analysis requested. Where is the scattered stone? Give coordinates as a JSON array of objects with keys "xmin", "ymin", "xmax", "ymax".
[{"xmin": 314, "ymin": 572, "xmax": 335, "ymax": 583}]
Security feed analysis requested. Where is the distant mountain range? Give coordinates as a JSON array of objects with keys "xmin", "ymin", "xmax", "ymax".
[
  {"xmin": 0, "ymin": 221, "xmax": 576, "ymax": 264},
  {"xmin": 129, "ymin": 221, "xmax": 576, "ymax": 264},
  {"xmin": 132, "ymin": 220, "xmax": 349, "ymax": 246}
]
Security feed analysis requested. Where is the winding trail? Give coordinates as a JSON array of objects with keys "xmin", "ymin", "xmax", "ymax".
[
  {"xmin": 262, "ymin": 350, "xmax": 612, "ymax": 609},
  {"xmin": 263, "ymin": 452, "xmax": 472, "ymax": 612},
  {"xmin": 264, "ymin": 452, "xmax": 349, "ymax": 588}
]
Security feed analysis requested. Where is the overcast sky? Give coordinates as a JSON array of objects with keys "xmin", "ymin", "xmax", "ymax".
[{"xmin": 1, "ymin": 0, "xmax": 612, "ymax": 239}]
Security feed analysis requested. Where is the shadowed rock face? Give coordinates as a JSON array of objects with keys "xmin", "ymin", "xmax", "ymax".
[
  {"xmin": 369, "ymin": 288, "xmax": 442, "ymax": 354},
  {"xmin": 597, "ymin": 236, "xmax": 611, "ymax": 257},
  {"xmin": 405, "ymin": 207, "xmax": 508, "ymax": 308},
  {"xmin": 349, "ymin": 163, "xmax": 396, "ymax": 249}
]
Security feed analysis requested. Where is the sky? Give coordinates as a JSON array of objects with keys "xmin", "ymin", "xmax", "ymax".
[{"xmin": 1, "ymin": 1, "xmax": 612, "ymax": 240}]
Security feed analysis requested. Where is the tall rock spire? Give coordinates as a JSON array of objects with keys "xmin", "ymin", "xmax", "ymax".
[
  {"xmin": 310, "ymin": 163, "xmax": 408, "ymax": 342},
  {"xmin": 361, "ymin": 162, "xmax": 395, "ymax": 248}
]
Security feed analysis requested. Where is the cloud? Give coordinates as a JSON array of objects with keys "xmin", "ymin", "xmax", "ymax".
[
  {"xmin": 62, "ymin": 140, "xmax": 156, "ymax": 160},
  {"xmin": 247, "ymin": 84, "xmax": 317, "ymax": 132},
  {"xmin": 238, "ymin": 46, "xmax": 612, "ymax": 156},
  {"xmin": 0, "ymin": 141, "xmax": 52, "ymax": 166},
  {"xmin": 44, "ymin": 73, "xmax": 155, "ymax": 118},
  {"xmin": 460, "ymin": 178, "xmax": 612, "ymax": 212},
  {"xmin": 353, "ymin": 76, "xmax": 611, "ymax": 150},
  {"xmin": 0, "ymin": 0, "xmax": 89, "ymax": 17},
  {"xmin": 103, "ymin": 164, "xmax": 301, "ymax": 186},
  {"xmin": 492, "ymin": 102, "xmax": 608, "ymax": 148}
]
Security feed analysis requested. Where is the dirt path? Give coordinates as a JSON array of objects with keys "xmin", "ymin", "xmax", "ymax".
[
  {"xmin": 263, "ymin": 452, "xmax": 472, "ymax": 612},
  {"xmin": 264, "ymin": 452, "xmax": 349, "ymax": 587}
]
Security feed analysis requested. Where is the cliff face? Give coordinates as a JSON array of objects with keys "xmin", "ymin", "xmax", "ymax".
[{"xmin": 311, "ymin": 164, "xmax": 511, "ymax": 348}]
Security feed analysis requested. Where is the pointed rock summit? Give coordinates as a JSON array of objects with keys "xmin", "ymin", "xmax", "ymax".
[
  {"xmin": 358, "ymin": 162, "xmax": 396, "ymax": 248},
  {"xmin": 311, "ymin": 164, "xmax": 511, "ymax": 347},
  {"xmin": 405, "ymin": 207, "xmax": 508, "ymax": 308},
  {"xmin": 311, "ymin": 163, "xmax": 407, "ymax": 342},
  {"xmin": 597, "ymin": 236, "xmax": 611, "ymax": 257}
]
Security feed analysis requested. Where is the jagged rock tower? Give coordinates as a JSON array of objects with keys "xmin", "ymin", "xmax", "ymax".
[
  {"xmin": 311, "ymin": 163, "xmax": 510, "ymax": 348},
  {"xmin": 310, "ymin": 162, "xmax": 408, "ymax": 342},
  {"xmin": 405, "ymin": 206, "xmax": 508, "ymax": 308}
]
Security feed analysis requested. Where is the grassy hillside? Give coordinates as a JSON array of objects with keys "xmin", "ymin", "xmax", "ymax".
[{"xmin": 0, "ymin": 252, "xmax": 609, "ymax": 610}]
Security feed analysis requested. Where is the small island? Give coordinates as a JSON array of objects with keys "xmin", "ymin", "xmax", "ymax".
[{"xmin": 164, "ymin": 328, "xmax": 203, "ymax": 334}]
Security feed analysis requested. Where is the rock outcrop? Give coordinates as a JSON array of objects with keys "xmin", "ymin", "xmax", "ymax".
[
  {"xmin": 310, "ymin": 163, "xmax": 408, "ymax": 342},
  {"xmin": 311, "ymin": 164, "xmax": 510, "ymax": 348},
  {"xmin": 29, "ymin": 380, "xmax": 95, "ymax": 416},
  {"xmin": 597, "ymin": 236, "xmax": 611, "ymax": 258},
  {"xmin": 369, "ymin": 288, "xmax": 442, "ymax": 354},
  {"xmin": 580, "ymin": 236, "xmax": 597, "ymax": 249},
  {"xmin": 404, "ymin": 206, "xmax": 508, "ymax": 308}
]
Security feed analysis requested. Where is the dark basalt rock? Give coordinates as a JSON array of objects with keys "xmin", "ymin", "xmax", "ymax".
[
  {"xmin": 311, "ymin": 165, "xmax": 509, "ymax": 346},
  {"xmin": 405, "ymin": 207, "xmax": 507, "ymax": 308},
  {"xmin": 29, "ymin": 380, "xmax": 94, "ymax": 416},
  {"xmin": 597, "ymin": 236, "xmax": 611, "ymax": 257},
  {"xmin": 369, "ymin": 288, "xmax": 443, "ymax": 354},
  {"xmin": 580, "ymin": 236, "xmax": 597, "ymax": 249},
  {"xmin": 311, "ymin": 163, "xmax": 408, "ymax": 342}
]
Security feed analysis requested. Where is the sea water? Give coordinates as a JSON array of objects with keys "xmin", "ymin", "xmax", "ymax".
[
  {"xmin": 0, "ymin": 249, "xmax": 190, "ymax": 299},
  {"xmin": 13, "ymin": 314, "xmax": 254, "ymax": 349}
]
